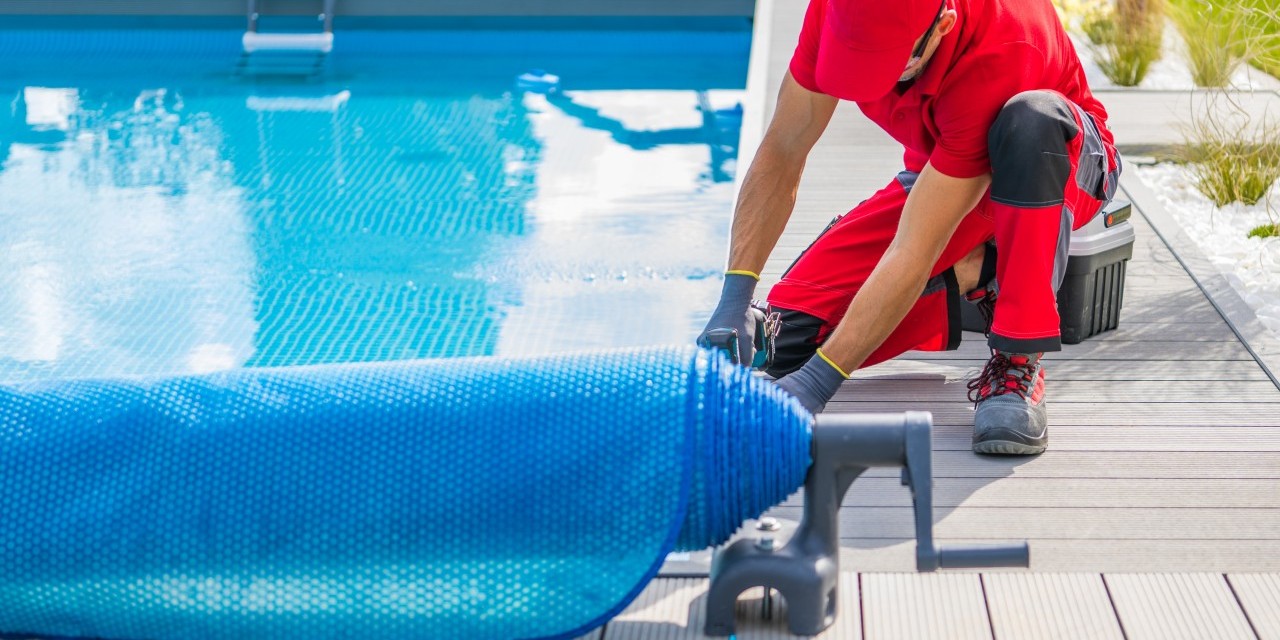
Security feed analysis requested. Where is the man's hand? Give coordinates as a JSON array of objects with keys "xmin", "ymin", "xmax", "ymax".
[
  {"xmin": 697, "ymin": 272, "xmax": 759, "ymax": 365},
  {"xmin": 773, "ymin": 349, "xmax": 849, "ymax": 414}
]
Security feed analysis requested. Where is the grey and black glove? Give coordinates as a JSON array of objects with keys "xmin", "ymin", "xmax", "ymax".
[
  {"xmin": 773, "ymin": 349, "xmax": 850, "ymax": 414},
  {"xmin": 696, "ymin": 271, "xmax": 760, "ymax": 366}
]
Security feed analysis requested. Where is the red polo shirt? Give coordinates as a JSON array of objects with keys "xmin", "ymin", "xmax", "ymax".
[{"xmin": 790, "ymin": 0, "xmax": 1114, "ymax": 179}]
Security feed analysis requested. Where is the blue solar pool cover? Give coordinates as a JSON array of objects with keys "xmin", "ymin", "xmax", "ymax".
[{"xmin": 0, "ymin": 345, "xmax": 810, "ymax": 639}]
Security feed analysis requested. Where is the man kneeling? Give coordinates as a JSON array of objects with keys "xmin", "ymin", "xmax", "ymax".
[{"xmin": 698, "ymin": 0, "xmax": 1121, "ymax": 455}]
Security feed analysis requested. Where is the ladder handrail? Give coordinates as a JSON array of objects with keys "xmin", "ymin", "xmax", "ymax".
[{"xmin": 247, "ymin": 0, "xmax": 337, "ymax": 34}]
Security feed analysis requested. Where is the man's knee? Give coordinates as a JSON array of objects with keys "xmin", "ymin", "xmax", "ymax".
[
  {"xmin": 988, "ymin": 91, "xmax": 1078, "ymax": 206},
  {"xmin": 988, "ymin": 90, "xmax": 1079, "ymax": 159}
]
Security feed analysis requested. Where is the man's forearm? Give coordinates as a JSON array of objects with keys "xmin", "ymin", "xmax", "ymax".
[
  {"xmin": 818, "ymin": 164, "xmax": 991, "ymax": 374},
  {"xmin": 819, "ymin": 246, "xmax": 934, "ymax": 371},
  {"xmin": 726, "ymin": 144, "xmax": 806, "ymax": 275}
]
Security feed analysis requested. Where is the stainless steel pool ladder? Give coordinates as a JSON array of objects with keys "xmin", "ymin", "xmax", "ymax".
[{"xmin": 243, "ymin": 0, "xmax": 336, "ymax": 54}]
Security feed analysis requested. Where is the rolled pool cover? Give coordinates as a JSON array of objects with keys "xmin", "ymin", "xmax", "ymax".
[{"xmin": 0, "ymin": 345, "xmax": 811, "ymax": 639}]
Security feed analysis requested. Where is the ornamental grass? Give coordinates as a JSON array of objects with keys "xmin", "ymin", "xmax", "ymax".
[
  {"xmin": 1091, "ymin": 0, "xmax": 1167, "ymax": 86},
  {"xmin": 1242, "ymin": 0, "xmax": 1280, "ymax": 79},
  {"xmin": 1169, "ymin": 0, "xmax": 1267, "ymax": 87},
  {"xmin": 1179, "ymin": 92, "xmax": 1280, "ymax": 208}
]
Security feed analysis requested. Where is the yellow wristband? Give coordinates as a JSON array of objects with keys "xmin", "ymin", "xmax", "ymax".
[
  {"xmin": 815, "ymin": 348, "xmax": 852, "ymax": 379},
  {"xmin": 725, "ymin": 269, "xmax": 760, "ymax": 280}
]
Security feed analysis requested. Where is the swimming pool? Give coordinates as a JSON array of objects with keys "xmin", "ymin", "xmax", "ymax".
[{"xmin": 0, "ymin": 25, "xmax": 749, "ymax": 382}]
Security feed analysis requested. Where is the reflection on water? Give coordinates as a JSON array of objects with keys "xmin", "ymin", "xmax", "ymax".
[
  {"xmin": 0, "ymin": 47, "xmax": 743, "ymax": 381},
  {"xmin": 0, "ymin": 87, "xmax": 259, "ymax": 381}
]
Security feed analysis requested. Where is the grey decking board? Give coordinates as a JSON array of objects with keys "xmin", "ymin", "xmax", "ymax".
[
  {"xmin": 759, "ymin": 506, "xmax": 1280, "ymax": 540},
  {"xmin": 982, "ymin": 574, "xmax": 1125, "ymax": 640},
  {"xmin": 833, "ymin": 542, "xmax": 1280, "ymax": 573},
  {"xmin": 942, "ymin": 339, "xmax": 1257, "ymax": 361},
  {"xmin": 848, "ymin": 451, "xmax": 1280, "ymax": 479},
  {"xmin": 860, "ymin": 573, "xmax": 992, "ymax": 640},
  {"xmin": 831, "ymin": 379, "xmax": 1280, "ymax": 403},
  {"xmin": 616, "ymin": 574, "xmax": 1280, "ymax": 639},
  {"xmin": 924, "ymin": 337, "xmax": 1254, "ymax": 358},
  {"xmin": 1085, "ymin": 325, "xmax": 1244, "ymax": 342},
  {"xmin": 599, "ymin": 577, "xmax": 704, "ymax": 639},
  {"xmin": 825, "ymin": 402, "xmax": 1280, "ymax": 426},
  {"xmin": 816, "ymin": 477, "xmax": 1280, "ymax": 509},
  {"xmin": 871, "ymin": 358, "xmax": 1273, "ymax": 380},
  {"xmin": 602, "ymin": 576, "xmax": 861, "ymax": 639},
  {"xmin": 1122, "ymin": 307, "xmax": 1232, "ymax": 325},
  {"xmin": 1106, "ymin": 573, "xmax": 1258, "ymax": 640},
  {"xmin": 951, "ymin": 330, "xmax": 1197, "ymax": 345},
  {"xmin": 922, "ymin": 427, "xmax": 1280, "ymax": 452},
  {"xmin": 1228, "ymin": 574, "xmax": 1280, "ymax": 640}
]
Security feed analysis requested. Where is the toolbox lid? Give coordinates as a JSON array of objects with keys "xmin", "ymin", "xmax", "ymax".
[{"xmin": 1070, "ymin": 200, "xmax": 1136, "ymax": 257}]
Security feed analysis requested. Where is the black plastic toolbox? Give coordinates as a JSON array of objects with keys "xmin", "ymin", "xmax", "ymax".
[{"xmin": 960, "ymin": 200, "xmax": 1136, "ymax": 344}]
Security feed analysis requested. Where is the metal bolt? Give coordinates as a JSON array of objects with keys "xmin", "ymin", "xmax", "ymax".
[
  {"xmin": 756, "ymin": 517, "xmax": 781, "ymax": 532},
  {"xmin": 756, "ymin": 536, "xmax": 775, "ymax": 551}
]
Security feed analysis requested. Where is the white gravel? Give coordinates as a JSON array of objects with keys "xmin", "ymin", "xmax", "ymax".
[{"xmin": 1133, "ymin": 163, "xmax": 1280, "ymax": 337}]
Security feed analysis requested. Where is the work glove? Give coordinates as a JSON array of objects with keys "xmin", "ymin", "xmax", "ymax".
[
  {"xmin": 773, "ymin": 349, "xmax": 849, "ymax": 415},
  {"xmin": 697, "ymin": 271, "xmax": 759, "ymax": 366}
]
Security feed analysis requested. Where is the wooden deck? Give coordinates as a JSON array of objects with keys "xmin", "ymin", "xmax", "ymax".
[{"xmin": 594, "ymin": 0, "xmax": 1280, "ymax": 637}]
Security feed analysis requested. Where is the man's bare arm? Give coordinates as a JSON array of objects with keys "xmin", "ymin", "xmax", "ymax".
[
  {"xmin": 726, "ymin": 73, "xmax": 838, "ymax": 275},
  {"xmin": 819, "ymin": 163, "xmax": 991, "ymax": 373}
]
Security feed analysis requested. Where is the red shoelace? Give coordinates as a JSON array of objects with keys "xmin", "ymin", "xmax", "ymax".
[{"xmin": 966, "ymin": 352, "xmax": 1041, "ymax": 405}]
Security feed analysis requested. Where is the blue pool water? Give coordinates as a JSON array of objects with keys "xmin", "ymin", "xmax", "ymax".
[{"xmin": 0, "ymin": 27, "xmax": 748, "ymax": 382}]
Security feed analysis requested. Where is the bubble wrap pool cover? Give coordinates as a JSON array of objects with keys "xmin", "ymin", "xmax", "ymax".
[{"xmin": 0, "ymin": 345, "xmax": 811, "ymax": 639}]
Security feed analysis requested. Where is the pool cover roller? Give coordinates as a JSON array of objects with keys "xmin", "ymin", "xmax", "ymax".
[{"xmin": 0, "ymin": 345, "xmax": 1025, "ymax": 639}]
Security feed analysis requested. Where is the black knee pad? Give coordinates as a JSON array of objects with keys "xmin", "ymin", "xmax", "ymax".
[{"xmin": 988, "ymin": 91, "xmax": 1079, "ymax": 207}]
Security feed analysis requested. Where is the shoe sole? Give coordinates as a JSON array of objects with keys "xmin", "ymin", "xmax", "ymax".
[
  {"xmin": 973, "ymin": 440, "xmax": 1046, "ymax": 455},
  {"xmin": 973, "ymin": 428, "xmax": 1047, "ymax": 456}
]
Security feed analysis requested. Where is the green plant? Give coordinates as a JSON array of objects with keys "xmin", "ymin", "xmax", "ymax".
[
  {"xmin": 1240, "ymin": 0, "xmax": 1280, "ymax": 78},
  {"xmin": 1169, "ymin": 0, "xmax": 1264, "ymax": 87},
  {"xmin": 1179, "ymin": 93, "xmax": 1280, "ymax": 207},
  {"xmin": 1052, "ymin": 0, "xmax": 1116, "ymax": 43},
  {"xmin": 1091, "ymin": 0, "xmax": 1167, "ymax": 85},
  {"xmin": 1185, "ymin": 142, "xmax": 1280, "ymax": 206},
  {"xmin": 1248, "ymin": 223, "xmax": 1280, "ymax": 238},
  {"xmin": 1082, "ymin": 10, "xmax": 1117, "ymax": 44}
]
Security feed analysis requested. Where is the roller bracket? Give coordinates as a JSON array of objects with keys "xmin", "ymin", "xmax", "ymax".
[{"xmin": 705, "ymin": 411, "xmax": 1029, "ymax": 636}]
